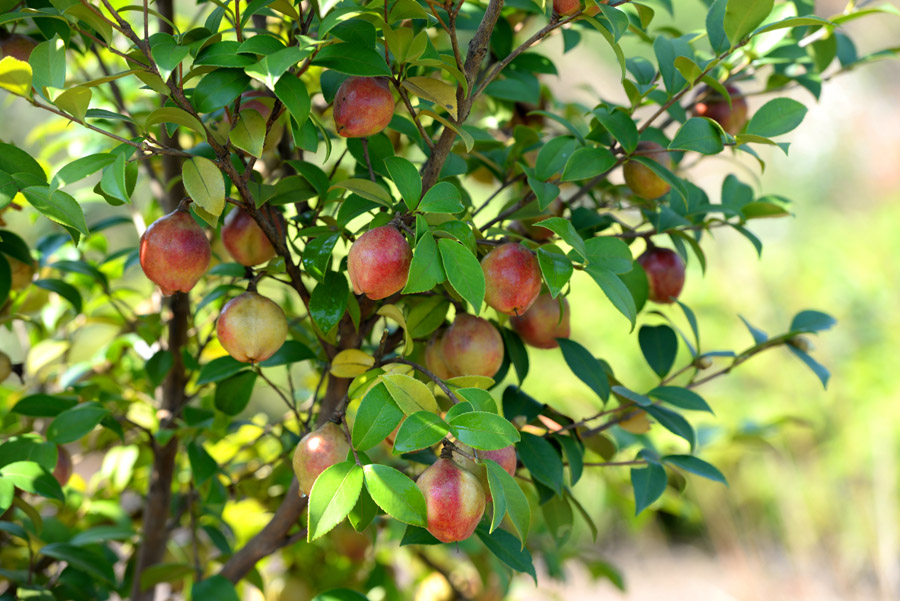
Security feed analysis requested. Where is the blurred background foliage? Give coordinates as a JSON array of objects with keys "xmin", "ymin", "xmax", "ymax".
[{"xmin": 2, "ymin": 0, "xmax": 900, "ymax": 600}]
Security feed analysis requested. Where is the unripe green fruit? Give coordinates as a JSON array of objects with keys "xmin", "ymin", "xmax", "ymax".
[
  {"xmin": 623, "ymin": 141, "xmax": 672, "ymax": 200},
  {"xmin": 216, "ymin": 291, "xmax": 287, "ymax": 363},
  {"xmin": 347, "ymin": 226, "xmax": 412, "ymax": 300},
  {"xmin": 333, "ymin": 77, "xmax": 395, "ymax": 138},
  {"xmin": 417, "ymin": 456, "xmax": 486, "ymax": 543},
  {"xmin": 441, "ymin": 314, "xmax": 504, "ymax": 378},
  {"xmin": 481, "ymin": 243, "xmax": 542, "ymax": 316},
  {"xmin": 510, "ymin": 294, "xmax": 570, "ymax": 349},
  {"xmin": 139, "ymin": 208, "xmax": 211, "ymax": 296},
  {"xmin": 292, "ymin": 421, "xmax": 351, "ymax": 496}
]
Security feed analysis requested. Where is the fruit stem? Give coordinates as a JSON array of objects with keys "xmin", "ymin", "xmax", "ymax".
[
  {"xmin": 176, "ymin": 197, "xmax": 191, "ymax": 212},
  {"xmin": 439, "ymin": 440, "xmax": 455, "ymax": 459}
]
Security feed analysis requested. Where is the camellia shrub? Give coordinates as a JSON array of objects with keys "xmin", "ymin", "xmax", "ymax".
[{"xmin": 0, "ymin": 0, "xmax": 894, "ymax": 599}]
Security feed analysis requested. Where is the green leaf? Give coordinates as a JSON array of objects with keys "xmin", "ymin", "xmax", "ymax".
[
  {"xmin": 363, "ymin": 463, "xmax": 427, "ymax": 527},
  {"xmin": 582, "ymin": 237, "xmax": 633, "ymax": 273},
  {"xmin": 47, "ymin": 402, "xmax": 109, "ymax": 444},
  {"xmin": 308, "ymin": 461, "xmax": 364, "ymax": 541},
  {"xmin": 787, "ymin": 345, "xmax": 830, "ymax": 389},
  {"xmin": 191, "ymin": 575, "xmax": 240, "ymax": 601},
  {"xmin": 310, "ymin": 271, "xmax": 349, "ymax": 334},
  {"xmin": 230, "ymin": 109, "xmax": 266, "ymax": 158},
  {"xmin": 556, "ymin": 435, "xmax": 583, "ymax": 486},
  {"xmin": 259, "ymin": 340, "xmax": 316, "ymax": 367},
  {"xmin": 192, "ymin": 68, "xmax": 250, "ymax": 113},
  {"xmin": 12, "ymin": 394, "xmax": 77, "ymax": 417},
  {"xmin": 645, "ymin": 405, "xmax": 695, "ymax": 449},
  {"xmin": 274, "ymin": 73, "xmax": 311, "ymax": 126},
  {"xmin": 348, "ymin": 486, "xmax": 378, "ymax": 532},
  {"xmin": 517, "ymin": 432, "xmax": 563, "ymax": 494},
  {"xmin": 790, "ymin": 310, "xmax": 836, "ymax": 334},
  {"xmin": 484, "ymin": 459, "xmax": 531, "ymax": 544},
  {"xmin": 98, "ymin": 153, "xmax": 129, "ymax": 204},
  {"xmin": 669, "ymin": 118, "xmax": 725, "ymax": 155},
  {"xmin": 312, "ymin": 43, "xmax": 392, "ymax": 76},
  {"xmin": 392, "ymin": 411, "xmax": 449, "ymax": 453},
  {"xmin": 724, "ymin": 0, "xmax": 774, "ymax": 45},
  {"xmin": 144, "ymin": 107, "xmax": 206, "ymax": 138},
  {"xmin": 139, "ymin": 563, "xmax": 196, "ymax": 592},
  {"xmin": 630, "ymin": 463, "xmax": 667, "ymax": 515},
  {"xmin": 331, "ymin": 178, "xmax": 393, "ymax": 207},
  {"xmin": 532, "ymin": 217, "xmax": 586, "ymax": 261},
  {"xmin": 585, "ymin": 266, "xmax": 637, "ymax": 327},
  {"xmin": 448, "ymin": 411, "xmax": 520, "ymax": 451},
  {"xmin": 0, "ymin": 437, "xmax": 56, "ymax": 471},
  {"xmin": 475, "ymin": 526, "xmax": 537, "ymax": 582},
  {"xmin": 214, "ymin": 371, "xmax": 257, "ymax": 415},
  {"xmin": 561, "ymin": 147, "xmax": 617, "ymax": 182},
  {"xmin": 312, "ymin": 589, "xmax": 371, "ymax": 601},
  {"xmin": 556, "ymin": 338, "xmax": 610, "ymax": 402},
  {"xmin": 29, "ymin": 36, "xmax": 65, "ymax": 94},
  {"xmin": 611, "ymin": 385, "xmax": 652, "ymax": 407},
  {"xmin": 145, "ymin": 350, "xmax": 173, "ymax": 388},
  {"xmin": 663, "ymin": 455, "xmax": 727, "ymax": 484},
  {"xmin": 0, "ymin": 461, "xmax": 64, "ymax": 501},
  {"xmin": 245, "ymin": 46, "xmax": 308, "ymax": 88},
  {"xmin": 22, "ymin": 186, "xmax": 89, "ymax": 237},
  {"xmin": 54, "ymin": 87, "xmax": 92, "ymax": 122},
  {"xmin": 541, "ymin": 493, "xmax": 573, "ymax": 546},
  {"xmin": 402, "ymin": 232, "xmax": 445, "ymax": 294},
  {"xmin": 352, "ymin": 382, "xmax": 404, "ymax": 451},
  {"xmin": 40, "ymin": 543, "xmax": 116, "ymax": 584},
  {"xmin": 591, "ymin": 107, "xmax": 638, "ymax": 153},
  {"xmin": 0, "ymin": 478, "xmax": 14, "ymax": 513},
  {"xmin": 500, "ymin": 327, "xmax": 529, "ymax": 384},
  {"xmin": 647, "ymin": 386, "xmax": 713, "ymax": 413},
  {"xmin": 747, "ymin": 98, "xmax": 807, "ymax": 138},
  {"xmin": 384, "ymin": 156, "xmax": 422, "ymax": 211},
  {"xmin": 437, "ymin": 238, "xmax": 485, "ymax": 314},
  {"xmin": 187, "ymin": 440, "xmax": 218, "ymax": 485},
  {"xmin": 0, "ymin": 55, "xmax": 32, "ymax": 96},
  {"xmin": 419, "ymin": 181, "xmax": 463, "ymax": 214},
  {"xmin": 638, "ymin": 324, "xmax": 678, "ymax": 378},
  {"xmin": 197, "ymin": 356, "xmax": 247, "ymax": 385},
  {"xmin": 34, "ymin": 278, "xmax": 82, "ymax": 313},
  {"xmin": 382, "ymin": 373, "xmax": 440, "ymax": 415},
  {"xmin": 0, "ymin": 142, "xmax": 45, "ymax": 182},
  {"xmin": 537, "ymin": 246, "xmax": 573, "ymax": 298},
  {"xmin": 182, "ymin": 157, "xmax": 225, "ymax": 226},
  {"xmin": 456, "ymin": 388, "xmax": 498, "ymax": 414}
]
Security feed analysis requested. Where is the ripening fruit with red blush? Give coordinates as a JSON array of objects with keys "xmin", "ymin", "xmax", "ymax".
[
  {"xmin": 347, "ymin": 226, "xmax": 412, "ymax": 300},
  {"xmin": 441, "ymin": 314, "xmax": 504, "ymax": 378},
  {"xmin": 425, "ymin": 332, "xmax": 454, "ymax": 380},
  {"xmin": 623, "ymin": 141, "xmax": 672, "ymax": 200},
  {"xmin": 333, "ymin": 77, "xmax": 395, "ymax": 138},
  {"xmin": 292, "ymin": 421, "xmax": 351, "ymax": 496},
  {"xmin": 637, "ymin": 247, "xmax": 685, "ymax": 304},
  {"xmin": 417, "ymin": 455, "xmax": 486, "ymax": 543},
  {"xmin": 510, "ymin": 293, "xmax": 570, "ymax": 349},
  {"xmin": 692, "ymin": 84, "xmax": 749, "ymax": 136},
  {"xmin": 481, "ymin": 243, "xmax": 542, "ymax": 316},
  {"xmin": 553, "ymin": 0, "xmax": 580, "ymax": 16},
  {"xmin": 53, "ymin": 445, "xmax": 72, "ymax": 486},
  {"xmin": 0, "ymin": 32, "xmax": 37, "ymax": 61},
  {"xmin": 221, "ymin": 206, "xmax": 283, "ymax": 266},
  {"xmin": 139, "ymin": 207, "xmax": 211, "ymax": 295},
  {"xmin": 217, "ymin": 291, "xmax": 288, "ymax": 363}
]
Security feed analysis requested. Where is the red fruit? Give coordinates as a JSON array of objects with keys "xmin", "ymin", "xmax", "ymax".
[
  {"xmin": 417, "ymin": 456, "xmax": 486, "ymax": 543},
  {"xmin": 425, "ymin": 332, "xmax": 454, "ymax": 380},
  {"xmin": 441, "ymin": 314, "xmax": 504, "ymax": 379},
  {"xmin": 216, "ymin": 291, "xmax": 288, "ymax": 363},
  {"xmin": 347, "ymin": 226, "xmax": 412, "ymax": 300},
  {"xmin": 139, "ymin": 207, "xmax": 211, "ymax": 295},
  {"xmin": 481, "ymin": 243, "xmax": 542, "ymax": 316},
  {"xmin": 292, "ymin": 421, "xmax": 351, "ymax": 496},
  {"xmin": 333, "ymin": 77, "xmax": 395, "ymax": 138},
  {"xmin": 693, "ymin": 84, "xmax": 748, "ymax": 136},
  {"xmin": 0, "ymin": 33, "xmax": 37, "ymax": 61},
  {"xmin": 637, "ymin": 247, "xmax": 685, "ymax": 304},
  {"xmin": 623, "ymin": 141, "xmax": 672, "ymax": 200},
  {"xmin": 221, "ymin": 207, "xmax": 282, "ymax": 266},
  {"xmin": 53, "ymin": 445, "xmax": 72, "ymax": 486},
  {"xmin": 510, "ymin": 293, "xmax": 570, "ymax": 349},
  {"xmin": 553, "ymin": 0, "xmax": 580, "ymax": 16},
  {"xmin": 479, "ymin": 446, "xmax": 517, "ymax": 477}
]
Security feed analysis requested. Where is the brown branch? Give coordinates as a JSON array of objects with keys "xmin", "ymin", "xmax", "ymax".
[{"xmin": 389, "ymin": 358, "xmax": 462, "ymax": 405}]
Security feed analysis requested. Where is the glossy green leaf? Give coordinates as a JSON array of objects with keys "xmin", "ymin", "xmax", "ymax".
[
  {"xmin": 448, "ymin": 411, "xmax": 520, "ymax": 451},
  {"xmin": 310, "ymin": 271, "xmax": 349, "ymax": 334},
  {"xmin": 639, "ymin": 324, "xmax": 678, "ymax": 378},
  {"xmin": 669, "ymin": 117, "xmax": 725, "ymax": 154},
  {"xmin": 556, "ymin": 338, "xmax": 610, "ymax": 402},
  {"xmin": 392, "ymin": 411, "xmax": 449, "ymax": 453},
  {"xmin": 182, "ymin": 157, "xmax": 225, "ymax": 226},
  {"xmin": 47, "ymin": 402, "xmax": 109, "ymax": 444},
  {"xmin": 192, "ymin": 68, "xmax": 250, "ymax": 113},
  {"xmin": 663, "ymin": 455, "xmax": 727, "ymax": 484},
  {"xmin": 352, "ymin": 382, "xmax": 405, "ymax": 451},
  {"xmin": 384, "ymin": 156, "xmax": 422, "ymax": 210},
  {"xmin": 214, "ymin": 371, "xmax": 257, "ymax": 415},
  {"xmin": 308, "ymin": 461, "xmax": 364, "ymax": 541},
  {"xmin": 747, "ymin": 98, "xmax": 807, "ymax": 138},
  {"xmin": 517, "ymin": 432, "xmax": 563, "ymax": 493},
  {"xmin": 363, "ymin": 463, "xmax": 427, "ymax": 527},
  {"xmin": 630, "ymin": 463, "xmax": 667, "ymax": 515},
  {"xmin": 437, "ymin": 238, "xmax": 484, "ymax": 314}
]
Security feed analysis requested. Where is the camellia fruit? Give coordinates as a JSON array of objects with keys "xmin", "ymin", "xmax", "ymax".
[
  {"xmin": 416, "ymin": 449, "xmax": 486, "ymax": 543},
  {"xmin": 347, "ymin": 226, "xmax": 412, "ymax": 300},
  {"xmin": 139, "ymin": 207, "xmax": 211, "ymax": 295},
  {"xmin": 693, "ymin": 84, "xmax": 749, "ymax": 136},
  {"xmin": 333, "ymin": 77, "xmax": 395, "ymax": 138},
  {"xmin": 510, "ymin": 293, "xmax": 570, "ymax": 349},
  {"xmin": 53, "ymin": 445, "xmax": 73, "ymax": 486},
  {"xmin": 619, "ymin": 409, "xmax": 652, "ymax": 435},
  {"xmin": 292, "ymin": 420, "xmax": 351, "ymax": 496},
  {"xmin": 553, "ymin": 0, "xmax": 580, "ymax": 16},
  {"xmin": 0, "ymin": 32, "xmax": 37, "ymax": 61},
  {"xmin": 479, "ymin": 446, "xmax": 517, "ymax": 476},
  {"xmin": 425, "ymin": 332, "xmax": 453, "ymax": 380},
  {"xmin": 637, "ymin": 246, "xmax": 685, "ymax": 304},
  {"xmin": 221, "ymin": 207, "xmax": 282, "ymax": 266},
  {"xmin": 0, "ymin": 351, "xmax": 11, "ymax": 382},
  {"xmin": 216, "ymin": 291, "xmax": 288, "ymax": 363},
  {"xmin": 481, "ymin": 243, "xmax": 542, "ymax": 316},
  {"xmin": 441, "ymin": 314, "xmax": 504, "ymax": 379},
  {"xmin": 623, "ymin": 141, "xmax": 672, "ymax": 200}
]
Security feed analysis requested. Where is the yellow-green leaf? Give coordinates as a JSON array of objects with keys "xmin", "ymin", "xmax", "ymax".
[
  {"xmin": 382, "ymin": 373, "xmax": 440, "ymax": 415},
  {"xmin": 377, "ymin": 304, "xmax": 413, "ymax": 355},
  {"xmin": 145, "ymin": 107, "xmax": 206, "ymax": 139},
  {"xmin": 229, "ymin": 109, "xmax": 266, "ymax": 158},
  {"xmin": 0, "ymin": 56, "xmax": 31, "ymax": 96},
  {"xmin": 418, "ymin": 108, "xmax": 473, "ymax": 153},
  {"xmin": 54, "ymin": 87, "xmax": 92, "ymax": 122},
  {"xmin": 331, "ymin": 349, "xmax": 376, "ymax": 379},
  {"xmin": 329, "ymin": 179, "xmax": 393, "ymax": 207},
  {"xmin": 401, "ymin": 76, "xmax": 458, "ymax": 120},
  {"xmin": 182, "ymin": 157, "xmax": 224, "ymax": 227}
]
